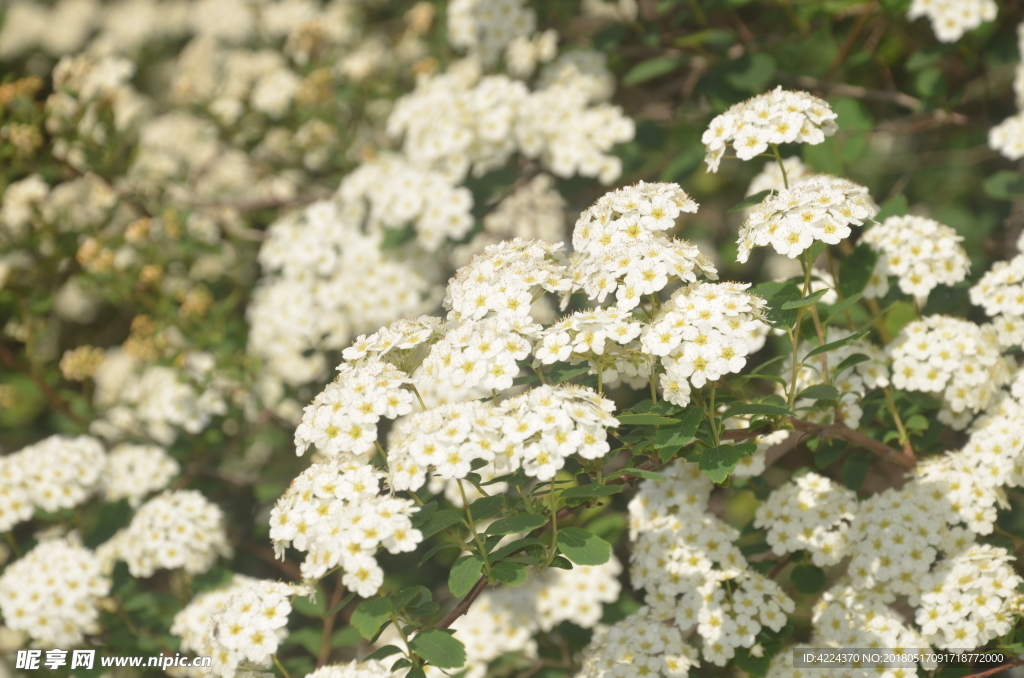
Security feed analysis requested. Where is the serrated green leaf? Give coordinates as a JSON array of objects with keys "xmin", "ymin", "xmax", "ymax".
[
  {"xmin": 417, "ymin": 542, "xmax": 461, "ymax": 567},
  {"xmin": 391, "ymin": 586, "xmax": 431, "ymax": 613},
  {"xmin": 409, "ymin": 630, "xmax": 467, "ymax": 669},
  {"xmin": 781, "ymin": 288, "xmax": 830, "ymax": 309},
  {"xmin": 754, "ymin": 281, "xmax": 802, "ymax": 327},
  {"xmin": 410, "ymin": 501, "xmax": 437, "ymax": 528},
  {"xmin": 448, "ymin": 555, "xmax": 484, "ymax": 598},
  {"xmin": 549, "ymin": 362, "xmax": 592, "ymax": 383},
  {"xmin": 365, "ymin": 645, "xmax": 403, "ymax": 662},
  {"xmin": 613, "ymin": 467, "xmax": 667, "ymax": 481},
  {"xmin": 556, "ymin": 527, "xmax": 612, "ymax": 565},
  {"xmin": 834, "ymin": 352, "xmax": 869, "ymax": 377},
  {"xmin": 351, "ymin": 597, "xmax": 393, "ymax": 639},
  {"xmin": 548, "ymin": 555, "xmax": 574, "ymax": 570},
  {"xmin": 654, "ymin": 405, "xmax": 704, "ymax": 461},
  {"xmin": 486, "ymin": 513, "xmax": 549, "ymax": 535},
  {"xmin": 489, "ymin": 537, "xmax": 544, "ymax": 561},
  {"xmin": 823, "ymin": 293, "xmax": 863, "ymax": 325},
  {"xmin": 560, "ymin": 484, "xmax": 624, "ymax": 499},
  {"xmin": 797, "ymin": 384, "xmax": 840, "ymax": 401},
  {"xmin": 728, "ymin": 189, "xmax": 772, "ymax": 213},
  {"xmin": 790, "ymin": 564, "xmax": 827, "ymax": 594},
  {"xmin": 699, "ymin": 442, "xmax": 757, "ymax": 484},
  {"xmin": 804, "ymin": 330, "xmax": 870, "ymax": 359}
]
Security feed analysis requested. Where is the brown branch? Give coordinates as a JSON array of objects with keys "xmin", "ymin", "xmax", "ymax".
[
  {"xmin": 789, "ymin": 418, "xmax": 916, "ymax": 468},
  {"xmin": 317, "ymin": 571, "xmax": 346, "ymax": 667},
  {"xmin": 436, "ymin": 576, "xmax": 488, "ymax": 629},
  {"xmin": 244, "ymin": 541, "xmax": 302, "ymax": 580},
  {"xmin": 960, "ymin": 661, "xmax": 1024, "ymax": 678},
  {"xmin": 0, "ymin": 342, "xmax": 88, "ymax": 429},
  {"xmin": 825, "ymin": 0, "xmax": 877, "ymax": 81}
]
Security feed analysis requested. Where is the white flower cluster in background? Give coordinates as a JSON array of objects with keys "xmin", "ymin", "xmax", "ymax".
[
  {"xmin": 0, "ymin": 434, "xmax": 105, "ymax": 531},
  {"xmin": 576, "ymin": 606, "xmax": 702, "ymax": 678},
  {"xmin": 90, "ymin": 349, "xmax": 230, "ymax": 445},
  {"xmin": 447, "ymin": 0, "xmax": 537, "ymax": 67},
  {"xmin": 989, "ymin": 22, "xmax": 1024, "ymax": 159},
  {"xmin": 746, "ymin": 157, "xmax": 815, "ymax": 197},
  {"xmin": 250, "ymin": 200, "xmax": 439, "ymax": 387},
  {"xmin": 888, "ymin": 315, "xmax": 1012, "ymax": 428},
  {"xmin": 861, "ymin": 215, "xmax": 969, "ymax": 303},
  {"xmin": 641, "ymin": 282, "xmax": 769, "ymax": 407},
  {"xmin": 908, "ymin": 0, "xmax": 996, "ymax": 43},
  {"xmin": 388, "ymin": 58, "xmax": 633, "ymax": 184},
  {"xmin": 754, "ymin": 472, "xmax": 858, "ymax": 566},
  {"xmin": 422, "ymin": 315, "xmax": 539, "ymax": 392},
  {"xmin": 702, "ymin": 88, "xmax": 838, "ymax": 172},
  {"xmin": 170, "ymin": 575, "xmax": 258, "ymax": 678},
  {"xmin": 388, "ymin": 384, "xmax": 619, "ymax": 487},
  {"xmin": 0, "ymin": 536, "xmax": 111, "ymax": 647},
  {"xmin": 570, "ymin": 181, "xmax": 717, "ymax": 311},
  {"xmin": 970, "ymin": 247, "xmax": 1024, "ymax": 348},
  {"xmin": 784, "ymin": 328, "xmax": 890, "ymax": 429},
  {"xmin": 269, "ymin": 459, "xmax": 422, "ymax": 591},
  {"xmin": 306, "ymin": 661, "xmax": 392, "ymax": 678},
  {"xmin": 811, "ymin": 585, "xmax": 929, "ymax": 666},
  {"xmin": 737, "ymin": 176, "xmax": 878, "ymax": 263},
  {"xmin": 337, "ymin": 155, "xmax": 474, "ymax": 252},
  {"xmin": 98, "ymin": 489, "xmax": 232, "ymax": 577},
  {"xmin": 450, "ymin": 174, "xmax": 567, "ymax": 268},
  {"xmin": 102, "ymin": 443, "xmax": 180, "ymax": 507},
  {"xmin": 205, "ymin": 579, "xmax": 306, "ymax": 678},
  {"xmin": 537, "ymin": 307, "xmax": 647, "ymax": 389}
]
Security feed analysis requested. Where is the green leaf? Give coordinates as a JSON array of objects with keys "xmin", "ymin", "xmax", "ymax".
[
  {"xmin": 410, "ymin": 501, "xmax": 437, "ymax": 528},
  {"xmin": 699, "ymin": 442, "xmax": 757, "ymax": 484},
  {"xmin": 780, "ymin": 288, "xmax": 830, "ymax": 309},
  {"xmin": 905, "ymin": 414, "xmax": 928, "ymax": 431},
  {"xmin": 841, "ymin": 451, "xmax": 872, "ymax": 491},
  {"xmin": 790, "ymin": 564, "xmax": 827, "ymax": 594},
  {"xmin": 418, "ymin": 510, "xmax": 464, "ymax": 538},
  {"xmin": 549, "ymin": 362, "xmax": 591, "ymax": 384},
  {"xmin": 722, "ymin": 403, "xmax": 792, "ymax": 419},
  {"xmin": 616, "ymin": 413, "xmax": 679, "ymax": 426},
  {"xmin": 654, "ymin": 405, "xmax": 704, "ymax": 461},
  {"xmin": 728, "ymin": 189, "xmax": 772, "ymax": 213},
  {"xmin": 823, "ymin": 293, "xmax": 862, "ymax": 325},
  {"xmin": 734, "ymin": 646, "xmax": 773, "ymax": 677},
  {"xmin": 468, "ymin": 494, "xmax": 504, "ymax": 521},
  {"xmin": 322, "ymin": 591, "xmax": 357, "ymax": 619},
  {"xmin": 548, "ymin": 555, "xmax": 574, "ymax": 570},
  {"xmin": 983, "ymin": 171, "xmax": 1024, "ymax": 200},
  {"xmin": 490, "ymin": 560, "xmax": 528, "ymax": 586},
  {"xmin": 365, "ymin": 645, "xmax": 403, "ymax": 662},
  {"xmin": 409, "ymin": 630, "xmax": 467, "ymax": 669},
  {"xmin": 391, "ymin": 586, "xmax": 431, "ymax": 613},
  {"xmin": 448, "ymin": 555, "xmax": 484, "ymax": 598},
  {"xmin": 875, "ymin": 194, "xmax": 908, "ymax": 221},
  {"xmin": 560, "ymin": 484, "xmax": 624, "ymax": 499},
  {"xmin": 292, "ymin": 590, "xmax": 327, "ymax": 617},
  {"xmin": 834, "ymin": 352, "xmax": 869, "ymax": 376},
  {"xmin": 489, "ymin": 537, "xmax": 544, "ymax": 561},
  {"xmin": 838, "ymin": 244, "xmax": 878, "ymax": 298},
  {"xmin": 754, "ymin": 281, "xmax": 802, "ymax": 328},
  {"xmin": 351, "ymin": 597, "xmax": 393, "ymax": 639},
  {"xmin": 814, "ymin": 439, "xmax": 848, "ymax": 470},
  {"xmin": 725, "ymin": 52, "xmax": 776, "ymax": 93},
  {"xmin": 417, "ymin": 542, "xmax": 461, "ymax": 567},
  {"xmin": 796, "ymin": 384, "xmax": 840, "ymax": 401},
  {"xmin": 623, "ymin": 56, "xmax": 686, "ymax": 86},
  {"xmin": 381, "ymin": 224, "xmax": 416, "ymax": 249},
  {"xmin": 556, "ymin": 527, "xmax": 612, "ymax": 566},
  {"xmin": 486, "ymin": 513, "xmax": 549, "ymax": 535},
  {"xmin": 804, "ymin": 331, "xmax": 870, "ymax": 359},
  {"xmin": 613, "ymin": 467, "xmax": 667, "ymax": 481}
]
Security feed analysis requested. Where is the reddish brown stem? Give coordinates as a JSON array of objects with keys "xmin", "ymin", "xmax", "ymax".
[{"xmin": 317, "ymin": 572, "xmax": 346, "ymax": 667}]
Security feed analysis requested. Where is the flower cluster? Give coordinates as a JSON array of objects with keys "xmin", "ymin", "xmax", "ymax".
[
  {"xmin": 447, "ymin": 0, "xmax": 537, "ymax": 67},
  {"xmin": 0, "ymin": 537, "xmax": 111, "ymax": 647},
  {"xmin": 861, "ymin": 215, "xmax": 970, "ymax": 302},
  {"xmin": 989, "ymin": 23, "xmax": 1024, "ymax": 159},
  {"xmin": 907, "ymin": 0, "xmax": 997, "ymax": 43},
  {"xmin": 754, "ymin": 472, "xmax": 858, "ymax": 566},
  {"xmin": 569, "ymin": 181, "xmax": 718, "ymax": 311},
  {"xmin": 250, "ymin": 200, "xmax": 438, "ymax": 387},
  {"xmin": 389, "ymin": 384, "xmax": 618, "ymax": 487},
  {"xmin": 913, "ymin": 544, "xmax": 1019, "ymax": 649},
  {"xmin": 785, "ymin": 328, "xmax": 890, "ymax": 429},
  {"xmin": 443, "ymin": 238, "xmax": 571, "ymax": 322},
  {"xmin": 170, "ymin": 575, "xmax": 258, "ymax": 678},
  {"xmin": 537, "ymin": 307, "xmax": 647, "ymax": 388},
  {"xmin": 99, "ymin": 490, "xmax": 231, "ymax": 578},
  {"xmin": 205, "ymin": 579, "xmax": 305, "ymax": 678},
  {"xmin": 294, "ymin": 359, "xmax": 417, "ymax": 460},
  {"xmin": 970, "ymin": 249, "xmax": 1024, "ymax": 348},
  {"xmin": 337, "ymin": 155, "xmax": 474, "ymax": 252},
  {"xmin": 737, "ymin": 176, "xmax": 878, "ymax": 263},
  {"xmin": 306, "ymin": 661, "xmax": 392, "ymax": 678},
  {"xmin": 0, "ymin": 434, "xmax": 105, "ymax": 531},
  {"xmin": 101, "ymin": 443, "xmax": 180, "ymax": 507},
  {"xmin": 422, "ymin": 316, "xmax": 539, "ymax": 391},
  {"xmin": 269, "ymin": 459, "xmax": 422, "ymax": 591},
  {"xmin": 702, "ymin": 88, "xmax": 838, "ymax": 172},
  {"xmin": 888, "ymin": 315, "xmax": 1013, "ymax": 428},
  {"xmin": 811, "ymin": 585, "xmax": 929, "ymax": 665},
  {"xmin": 578, "ymin": 606, "xmax": 701, "ymax": 678},
  {"xmin": 641, "ymin": 282, "xmax": 769, "ymax": 406}
]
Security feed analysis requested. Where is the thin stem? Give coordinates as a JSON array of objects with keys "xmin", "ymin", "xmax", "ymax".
[
  {"xmin": 316, "ymin": 571, "xmax": 346, "ymax": 667},
  {"xmin": 272, "ymin": 655, "xmax": 293, "ymax": 678},
  {"xmin": 457, "ymin": 480, "xmax": 491, "ymax": 576},
  {"xmin": 516, "ymin": 485, "xmax": 535, "ymax": 514},
  {"xmin": 771, "ymin": 144, "xmax": 790, "ymax": 190},
  {"xmin": 708, "ymin": 383, "xmax": 720, "ymax": 447},
  {"xmin": 649, "ymin": 370, "xmax": 658, "ymax": 403},
  {"xmin": 882, "ymin": 387, "xmax": 914, "ymax": 458},
  {"xmin": 825, "ymin": 248, "xmax": 856, "ymax": 330},
  {"xmin": 541, "ymin": 483, "xmax": 560, "ymax": 569},
  {"xmin": 533, "ymin": 365, "xmax": 548, "ymax": 385},
  {"xmin": 802, "ymin": 252, "xmax": 830, "ymax": 383},
  {"xmin": 4, "ymin": 532, "xmax": 20, "ymax": 558},
  {"xmin": 410, "ymin": 384, "xmax": 427, "ymax": 411}
]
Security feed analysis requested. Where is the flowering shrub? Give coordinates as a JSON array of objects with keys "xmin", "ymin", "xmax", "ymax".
[{"xmin": 4, "ymin": 2, "xmax": 1024, "ymax": 678}]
